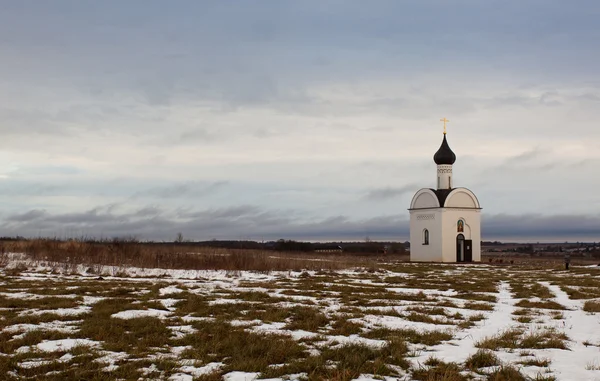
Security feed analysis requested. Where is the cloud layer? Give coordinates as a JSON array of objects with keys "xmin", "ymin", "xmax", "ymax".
[
  {"xmin": 3, "ymin": 205, "xmax": 599, "ymax": 243},
  {"xmin": 0, "ymin": 2, "xmax": 599, "ymax": 241}
]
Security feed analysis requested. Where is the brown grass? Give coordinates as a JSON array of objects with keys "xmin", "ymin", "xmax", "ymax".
[
  {"xmin": 464, "ymin": 349, "xmax": 500, "ymax": 370},
  {"xmin": 476, "ymin": 329, "xmax": 568, "ymax": 351},
  {"xmin": 511, "ymin": 282, "xmax": 554, "ymax": 299},
  {"xmin": 476, "ymin": 329, "xmax": 523, "ymax": 350},
  {"xmin": 487, "ymin": 365, "xmax": 527, "ymax": 381},
  {"xmin": 463, "ymin": 301, "xmax": 495, "ymax": 311},
  {"xmin": 363, "ymin": 328, "xmax": 453, "ymax": 346},
  {"xmin": 404, "ymin": 312, "xmax": 454, "ymax": 325},
  {"xmin": 1, "ymin": 239, "xmax": 400, "ymax": 272},
  {"xmin": 0, "ymin": 296, "xmax": 82, "ymax": 310},
  {"xmin": 514, "ymin": 300, "xmax": 566, "ymax": 310},
  {"xmin": 79, "ymin": 298, "xmax": 173, "ymax": 354},
  {"xmin": 583, "ymin": 300, "xmax": 600, "ymax": 313},
  {"xmin": 411, "ymin": 362, "xmax": 466, "ymax": 381},
  {"xmin": 329, "ymin": 318, "xmax": 363, "ymax": 336},
  {"xmin": 517, "ymin": 357, "xmax": 551, "ymax": 367},
  {"xmin": 286, "ymin": 306, "xmax": 330, "ymax": 332}
]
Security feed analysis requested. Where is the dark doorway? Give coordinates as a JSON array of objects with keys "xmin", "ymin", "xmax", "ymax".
[
  {"xmin": 465, "ymin": 240, "xmax": 473, "ymax": 262},
  {"xmin": 456, "ymin": 234, "xmax": 465, "ymax": 262}
]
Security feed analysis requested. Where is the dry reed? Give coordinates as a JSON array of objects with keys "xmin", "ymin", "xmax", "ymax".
[{"xmin": 1, "ymin": 239, "xmax": 397, "ymax": 272}]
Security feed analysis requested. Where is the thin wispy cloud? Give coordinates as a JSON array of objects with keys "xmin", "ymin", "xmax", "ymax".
[{"xmin": 365, "ymin": 185, "xmax": 418, "ymax": 201}]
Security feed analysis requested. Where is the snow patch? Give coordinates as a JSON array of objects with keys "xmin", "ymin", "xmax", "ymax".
[
  {"xmin": 17, "ymin": 339, "xmax": 100, "ymax": 353},
  {"xmin": 160, "ymin": 285, "xmax": 184, "ymax": 296},
  {"xmin": 223, "ymin": 371, "xmax": 260, "ymax": 381},
  {"xmin": 111, "ymin": 308, "xmax": 172, "ymax": 320}
]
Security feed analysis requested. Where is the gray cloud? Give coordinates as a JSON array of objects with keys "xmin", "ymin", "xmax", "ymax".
[
  {"xmin": 3, "ymin": 204, "xmax": 600, "ymax": 243},
  {"xmin": 177, "ymin": 129, "xmax": 221, "ymax": 144},
  {"xmin": 7, "ymin": 209, "xmax": 48, "ymax": 223},
  {"xmin": 0, "ymin": 183, "xmax": 64, "ymax": 197},
  {"xmin": 131, "ymin": 181, "xmax": 228, "ymax": 199},
  {"xmin": 365, "ymin": 185, "xmax": 417, "ymax": 201},
  {"xmin": 507, "ymin": 148, "xmax": 544, "ymax": 163},
  {"xmin": 487, "ymin": 147, "xmax": 562, "ymax": 174},
  {"xmin": 483, "ymin": 214, "xmax": 600, "ymax": 241}
]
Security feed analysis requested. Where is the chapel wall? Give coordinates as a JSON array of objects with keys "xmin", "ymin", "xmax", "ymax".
[
  {"xmin": 441, "ymin": 209, "xmax": 482, "ymax": 262},
  {"xmin": 409, "ymin": 209, "xmax": 443, "ymax": 262}
]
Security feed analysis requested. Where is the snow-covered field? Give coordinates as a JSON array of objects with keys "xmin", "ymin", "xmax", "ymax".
[{"xmin": 1, "ymin": 254, "xmax": 599, "ymax": 380}]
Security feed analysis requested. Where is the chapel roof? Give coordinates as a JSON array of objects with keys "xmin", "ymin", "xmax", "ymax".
[
  {"xmin": 433, "ymin": 134, "xmax": 456, "ymax": 165},
  {"xmin": 430, "ymin": 188, "xmax": 453, "ymax": 207}
]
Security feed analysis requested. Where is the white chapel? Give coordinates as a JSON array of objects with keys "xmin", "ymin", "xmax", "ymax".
[{"xmin": 408, "ymin": 119, "xmax": 481, "ymax": 262}]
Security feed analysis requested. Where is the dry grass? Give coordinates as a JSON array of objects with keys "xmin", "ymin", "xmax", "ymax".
[
  {"xmin": 0, "ymin": 329, "xmax": 73, "ymax": 354},
  {"xmin": 263, "ymin": 341, "xmax": 409, "ymax": 380},
  {"xmin": 514, "ymin": 300, "xmax": 566, "ymax": 310},
  {"xmin": 329, "ymin": 318, "xmax": 363, "ymax": 336},
  {"xmin": 464, "ymin": 349, "xmax": 500, "ymax": 370},
  {"xmin": 411, "ymin": 361, "xmax": 466, "ymax": 381},
  {"xmin": 487, "ymin": 365, "xmax": 527, "ymax": 381},
  {"xmin": 405, "ymin": 312, "xmax": 454, "ymax": 325},
  {"xmin": 517, "ymin": 357, "xmax": 551, "ymax": 367},
  {"xmin": 549, "ymin": 311, "xmax": 564, "ymax": 320},
  {"xmin": 583, "ymin": 300, "xmax": 600, "ymax": 313},
  {"xmin": 520, "ymin": 330, "xmax": 569, "ymax": 350},
  {"xmin": 0, "ymin": 296, "xmax": 82, "ymax": 310},
  {"xmin": 586, "ymin": 360, "xmax": 600, "ymax": 370},
  {"xmin": 510, "ymin": 282, "xmax": 554, "ymax": 299},
  {"xmin": 561, "ymin": 286, "xmax": 599, "ymax": 299},
  {"xmin": 515, "ymin": 316, "xmax": 533, "ymax": 323},
  {"xmin": 363, "ymin": 328, "xmax": 453, "ymax": 346},
  {"xmin": 463, "ymin": 301, "xmax": 495, "ymax": 311},
  {"xmin": 78, "ymin": 299, "xmax": 172, "ymax": 354},
  {"xmin": 179, "ymin": 320, "xmax": 306, "ymax": 374},
  {"xmin": 2, "ymin": 252, "xmax": 599, "ymax": 380},
  {"xmin": 2, "ymin": 239, "xmax": 396, "ymax": 272},
  {"xmin": 475, "ymin": 329, "xmax": 524, "ymax": 350},
  {"xmin": 476, "ymin": 329, "xmax": 569, "ymax": 351},
  {"xmin": 454, "ymin": 292, "xmax": 497, "ymax": 303},
  {"xmin": 285, "ymin": 306, "xmax": 330, "ymax": 332}
]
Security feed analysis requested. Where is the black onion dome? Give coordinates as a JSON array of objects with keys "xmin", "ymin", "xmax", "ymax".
[{"xmin": 433, "ymin": 134, "xmax": 456, "ymax": 165}]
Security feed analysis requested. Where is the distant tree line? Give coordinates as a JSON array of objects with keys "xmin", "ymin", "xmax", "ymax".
[{"xmin": 0, "ymin": 236, "xmax": 408, "ymax": 255}]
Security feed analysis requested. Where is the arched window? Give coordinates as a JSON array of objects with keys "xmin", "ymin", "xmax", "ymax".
[{"xmin": 423, "ymin": 229, "xmax": 429, "ymax": 245}]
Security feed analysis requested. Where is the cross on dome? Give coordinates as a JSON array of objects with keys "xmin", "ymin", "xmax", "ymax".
[{"xmin": 440, "ymin": 117, "xmax": 449, "ymax": 134}]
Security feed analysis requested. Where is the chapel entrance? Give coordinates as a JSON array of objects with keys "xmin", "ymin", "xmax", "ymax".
[
  {"xmin": 456, "ymin": 234, "xmax": 464, "ymax": 262},
  {"xmin": 456, "ymin": 234, "xmax": 473, "ymax": 262},
  {"xmin": 465, "ymin": 239, "xmax": 473, "ymax": 262}
]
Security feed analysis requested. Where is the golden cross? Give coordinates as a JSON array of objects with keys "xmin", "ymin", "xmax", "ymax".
[{"xmin": 440, "ymin": 117, "xmax": 449, "ymax": 134}]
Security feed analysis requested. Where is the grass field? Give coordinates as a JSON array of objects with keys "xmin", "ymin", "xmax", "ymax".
[{"xmin": 1, "ymin": 251, "xmax": 599, "ymax": 380}]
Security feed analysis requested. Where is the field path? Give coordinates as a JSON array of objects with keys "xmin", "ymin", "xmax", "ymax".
[
  {"xmin": 414, "ymin": 281, "xmax": 516, "ymax": 364},
  {"xmin": 535, "ymin": 282, "xmax": 600, "ymax": 380}
]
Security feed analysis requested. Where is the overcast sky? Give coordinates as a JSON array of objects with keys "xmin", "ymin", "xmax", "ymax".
[{"xmin": 1, "ymin": 1, "xmax": 599, "ymax": 242}]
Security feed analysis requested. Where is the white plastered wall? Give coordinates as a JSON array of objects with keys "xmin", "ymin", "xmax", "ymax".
[
  {"xmin": 440, "ymin": 209, "xmax": 481, "ymax": 262},
  {"xmin": 409, "ymin": 208, "xmax": 444, "ymax": 262}
]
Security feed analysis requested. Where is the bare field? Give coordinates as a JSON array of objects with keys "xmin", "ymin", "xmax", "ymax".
[{"xmin": 1, "ymin": 253, "xmax": 599, "ymax": 380}]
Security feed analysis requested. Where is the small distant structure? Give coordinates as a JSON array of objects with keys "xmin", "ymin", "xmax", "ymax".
[
  {"xmin": 313, "ymin": 244, "xmax": 343, "ymax": 253},
  {"xmin": 408, "ymin": 118, "xmax": 482, "ymax": 263}
]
